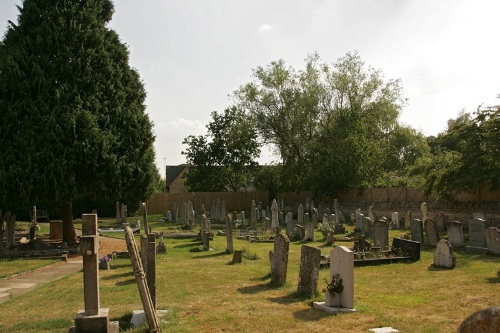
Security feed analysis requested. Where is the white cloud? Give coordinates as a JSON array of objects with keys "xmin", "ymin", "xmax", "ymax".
[
  {"xmin": 154, "ymin": 118, "xmax": 205, "ymax": 131},
  {"xmin": 259, "ymin": 24, "xmax": 274, "ymax": 32}
]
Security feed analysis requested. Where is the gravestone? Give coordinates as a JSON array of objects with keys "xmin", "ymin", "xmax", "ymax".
[
  {"xmin": 457, "ymin": 306, "xmax": 500, "ymax": 333},
  {"xmin": 447, "ymin": 221, "xmax": 464, "ymax": 248},
  {"xmin": 436, "ymin": 211, "xmax": 446, "ymax": 231},
  {"xmin": 326, "ymin": 229, "xmax": 335, "ymax": 245},
  {"xmin": 420, "ymin": 202, "xmax": 428, "ymax": 223},
  {"xmin": 304, "ymin": 213, "xmax": 314, "ymax": 241},
  {"xmin": 334, "ymin": 199, "xmax": 340, "ymax": 225},
  {"xmin": 391, "ymin": 212, "xmax": 400, "ymax": 228},
  {"xmin": 322, "ymin": 214, "xmax": 329, "ymax": 226},
  {"xmin": 141, "ymin": 202, "xmax": 149, "ymax": 235},
  {"xmin": 485, "ymin": 227, "xmax": 500, "ymax": 256},
  {"xmin": 225, "ymin": 214, "xmax": 233, "ymax": 254},
  {"xmin": 362, "ymin": 217, "xmax": 373, "ymax": 238},
  {"xmin": 186, "ymin": 201, "xmax": 194, "ymax": 229},
  {"xmin": 220, "ymin": 201, "xmax": 226, "ymax": 221},
  {"xmin": 305, "ymin": 198, "xmax": 311, "ymax": 212},
  {"xmin": 296, "ymin": 245, "xmax": 321, "ymax": 297},
  {"xmin": 297, "ymin": 204, "xmax": 304, "ymax": 225},
  {"xmin": 314, "ymin": 246, "xmax": 356, "ymax": 313},
  {"xmin": 74, "ymin": 214, "xmax": 119, "ymax": 332},
  {"xmin": 285, "ymin": 212, "xmax": 293, "ymax": 237},
  {"xmin": 329, "ymin": 214, "xmax": 335, "ymax": 227},
  {"xmin": 262, "ymin": 217, "xmax": 270, "ymax": 231},
  {"xmin": 156, "ymin": 236, "xmax": 166, "ymax": 254},
  {"xmin": 355, "ymin": 209, "xmax": 363, "ymax": 231},
  {"xmin": 6, "ymin": 213, "xmax": 16, "ymax": 249},
  {"xmin": 180, "ymin": 202, "xmax": 187, "ymax": 226},
  {"xmin": 311, "ymin": 208, "xmax": 318, "ymax": 228},
  {"xmin": 424, "ymin": 219, "xmax": 440, "ymax": 246},
  {"xmin": 271, "ymin": 199, "xmax": 279, "ymax": 231},
  {"xmin": 372, "ymin": 220, "xmax": 388, "ymax": 248},
  {"xmin": 410, "ymin": 219, "xmax": 424, "ymax": 244},
  {"xmin": 405, "ymin": 211, "xmax": 411, "ymax": 229},
  {"xmin": 240, "ymin": 211, "xmax": 246, "ymax": 227},
  {"xmin": 269, "ymin": 233, "xmax": 290, "ymax": 286},
  {"xmin": 115, "ymin": 201, "xmax": 120, "ymax": 224},
  {"xmin": 279, "ymin": 211, "xmax": 284, "ymax": 227},
  {"xmin": 232, "ymin": 250, "xmax": 242, "ymax": 264},
  {"xmin": 368, "ymin": 206, "xmax": 375, "ymax": 224},
  {"xmin": 433, "ymin": 239, "xmax": 455, "ymax": 269},
  {"xmin": 467, "ymin": 218, "xmax": 487, "ymax": 253},
  {"xmin": 166, "ymin": 211, "xmax": 172, "ymax": 222},
  {"xmin": 251, "ymin": 200, "xmax": 257, "ymax": 230},
  {"xmin": 257, "ymin": 202, "xmax": 262, "ymax": 220}
]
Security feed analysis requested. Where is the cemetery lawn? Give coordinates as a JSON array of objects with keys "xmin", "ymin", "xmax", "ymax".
[
  {"xmin": 0, "ymin": 258, "xmax": 60, "ymax": 279},
  {"xmin": 0, "ymin": 217, "xmax": 499, "ymax": 332}
]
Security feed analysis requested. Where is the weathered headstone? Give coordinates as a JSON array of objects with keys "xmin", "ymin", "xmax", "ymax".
[
  {"xmin": 334, "ymin": 199, "xmax": 340, "ymax": 225},
  {"xmin": 115, "ymin": 201, "xmax": 120, "ymax": 225},
  {"xmin": 391, "ymin": 212, "xmax": 400, "ymax": 228},
  {"xmin": 305, "ymin": 198, "xmax": 311, "ymax": 213},
  {"xmin": 297, "ymin": 245, "xmax": 321, "ymax": 297},
  {"xmin": 220, "ymin": 201, "xmax": 226, "ymax": 221},
  {"xmin": 410, "ymin": 219, "xmax": 424, "ymax": 244},
  {"xmin": 405, "ymin": 211, "xmax": 411, "ymax": 229},
  {"xmin": 362, "ymin": 217, "xmax": 373, "ymax": 239},
  {"xmin": 271, "ymin": 199, "xmax": 279, "ymax": 231},
  {"xmin": 279, "ymin": 211, "xmax": 284, "ymax": 227},
  {"xmin": 240, "ymin": 211, "xmax": 246, "ymax": 226},
  {"xmin": 326, "ymin": 229, "xmax": 335, "ymax": 245},
  {"xmin": 372, "ymin": 220, "xmax": 389, "ymax": 248},
  {"xmin": 285, "ymin": 212, "xmax": 293, "ymax": 237},
  {"xmin": 251, "ymin": 200, "xmax": 257, "ymax": 230},
  {"xmin": 368, "ymin": 206, "xmax": 375, "ymax": 224},
  {"xmin": 467, "ymin": 218, "xmax": 487, "ymax": 253},
  {"xmin": 304, "ymin": 213, "xmax": 314, "ymax": 241},
  {"xmin": 311, "ymin": 208, "xmax": 318, "ymax": 228},
  {"xmin": 457, "ymin": 306, "xmax": 500, "ymax": 333},
  {"xmin": 355, "ymin": 209, "xmax": 363, "ymax": 231},
  {"xmin": 447, "ymin": 221, "xmax": 464, "ymax": 248},
  {"xmin": 225, "ymin": 214, "xmax": 233, "ymax": 254},
  {"xmin": 420, "ymin": 202, "xmax": 428, "ymax": 223},
  {"xmin": 269, "ymin": 233, "xmax": 290, "ymax": 286},
  {"xmin": 485, "ymin": 227, "xmax": 500, "ymax": 256},
  {"xmin": 6, "ymin": 213, "xmax": 16, "ymax": 249},
  {"xmin": 166, "ymin": 211, "xmax": 172, "ymax": 222},
  {"xmin": 156, "ymin": 236, "xmax": 166, "ymax": 254},
  {"xmin": 322, "ymin": 214, "xmax": 329, "ymax": 226},
  {"xmin": 186, "ymin": 201, "xmax": 194, "ymax": 229},
  {"xmin": 329, "ymin": 214, "xmax": 335, "ymax": 227},
  {"xmin": 232, "ymin": 250, "xmax": 242, "ymax": 264},
  {"xmin": 424, "ymin": 219, "xmax": 440, "ymax": 246},
  {"xmin": 433, "ymin": 239, "xmax": 455, "ymax": 269},
  {"xmin": 297, "ymin": 204, "xmax": 304, "ymax": 225},
  {"xmin": 180, "ymin": 202, "xmax": 186, "ymax": 226}
]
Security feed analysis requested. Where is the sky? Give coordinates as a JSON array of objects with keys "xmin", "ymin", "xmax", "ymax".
[{"xmin": 1, "ymin": 0, "xmax": 499, "ymax": 173}]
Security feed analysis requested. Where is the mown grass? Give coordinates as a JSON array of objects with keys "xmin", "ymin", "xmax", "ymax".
[{"xmin": 0, "ymin": 215, "xmax": 499, "ymax": 332}]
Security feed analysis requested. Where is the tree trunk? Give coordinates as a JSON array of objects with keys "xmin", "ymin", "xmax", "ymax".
[{"xmin": 62, "ymin": 201, "xmax": 77, "ymax": 243}]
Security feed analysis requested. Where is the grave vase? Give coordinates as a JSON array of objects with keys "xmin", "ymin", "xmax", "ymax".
[{"xmin": 324, "ymin": 290, "xmax": 341, "ymax": 307}]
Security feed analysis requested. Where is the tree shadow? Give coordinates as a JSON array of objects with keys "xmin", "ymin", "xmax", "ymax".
[
  {"xmin": 106, "ymin": 263, "xmax": 132, "ymax": 269},
  {"xmin": 237, "ymin": 283, "xmax": 269, "ymax": 295},
  {"xmin": 268, "ymin": 291, "xmax": 313, "ymax": 305},
  {"xmin": 101, "ymin": 272, "xmax": 133, "ymax": 280},
  {"xmin": 486, "ymin": 276, "xmax": 500, "ymax": 284},
  {"xmin": 174, "ymin": 242, "xmax": 201, "ymax": 249},
  {"xmin": 293, "ymin": 307, "xmax": 331, "ymax": 321},
  {"xmin": 250, "ymin": 273, "xmax": 270, "ymax": 282},
  {"xmin": 115, "ymin": 279, "xmax": 136, "ymax": 286},
  {"xmin": 191, "ymin": 251, "xmax": 227, "ymax": 259},
  {"xmin": 427, "ymin": 264, "xmax": 454, "ymax": 271}
]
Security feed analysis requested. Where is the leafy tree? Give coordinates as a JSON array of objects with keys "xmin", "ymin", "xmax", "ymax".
[
  {"xmin": 182, "ymin": 107, "xmax": 260, "ymax": 191},
  {"xmin": 0, "ymin": 0, "xmax": 157, "ymax": 242},
  {"xmin": 234, "ymin": 51, "xmax": 410, "ymax": 193}
]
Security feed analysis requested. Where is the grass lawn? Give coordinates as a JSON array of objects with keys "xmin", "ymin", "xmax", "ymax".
[{"xmin": 0, "ymin": 215, "xmax": 499, "ymax": 332}]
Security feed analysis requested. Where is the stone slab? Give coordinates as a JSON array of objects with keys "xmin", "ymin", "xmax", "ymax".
[
  {"xmin": 131, "ymin": 310, "xmax": 146, "ymax": 328},
  {"xmin": 312, "ymin": 301, "xmax": 357, "ymax": 314},
  {"xmin": 465, "ymin": 246, "xmax": 488, "ymax": 254},
  {"xmin": 369, "ymin": 328, "xmax": 400, "ymax": 333},
  {"xmin": 74, "ymin": 308, "xmax": 110, "ymax": 332}
]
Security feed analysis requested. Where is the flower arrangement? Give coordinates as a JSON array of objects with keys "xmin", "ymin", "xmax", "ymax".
[
  {"xmin": 99, "ymin": 256, "xmax": 111, "ymax": 263},
  {"xmin": 322, "ymin": 273, "xmax": 344, "ymax": 296}
]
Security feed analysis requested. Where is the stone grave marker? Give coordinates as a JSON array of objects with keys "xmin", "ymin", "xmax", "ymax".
[
  {"xmin": 115, "ymin": 201, "xmax": 120, "ymax": 224},
  {"xmin": 285, "ymin": 212, "xmax": 293, "ymax": 237},
  {"xmin": 368, "ymin": 206, "xmax": 375, "ymax": 224},
  {"xmin": 279, "ymin": 211, "xmax": 284, "ymax": 226},
  {"xmin": 362, "ymin": 217, "xmax": 373, "ymax": 239},
  {"xmin": 457, "ymin": 306, "xmax": 500, "ymax": 333},
  {"xmin": 157, "ymin": 236, "xmax": 166, "ymax": 254},
  {"xmin": 271, "ymin": 199, "xmax": 278, "ymax": 228},
  {"xmin": 240, "ymin": 211, "xmax": 246, "ymax": 226},
  {"xmin": 420, "ymin": 202, "xmax": 428, "ymax": 223},
  {"xmin": 485, "ymin": 227, "xmax": 500, "ymax": 255},
  {"xmin": 391, "ymin": 212, "xmax": 400, "ymax": 228},
  {"xmin": 466, "ymin": 218, "xmax": 487, "ymax": 253},
  {"xmin": 329, "ymin": 214, "xmax": 335, "ymax": 227},
  {"xmin": 355, "ymin": 209, "xmax": 363, "ymax": 231},
  {"xmin": 6, "ymin": 213, "xmax": 16, "ymax": 249},
  {"xmin": 410, "ymin": 219, "xmax": 424, "ymax": 244},
  {"xmin": 314, "ymin": 246, "xmax": 356, "ymax": 313},
  {"xmin": 220, "ymin": 201, "xmax": 226, "ymax": 221},
  {"xmin": 269, "ymin": 233, "xmax": 290, "ymax": 286},
  {"xmin": 141, "ymin": 202, "xmax": 149, "ymax": 234},
  {"xmin": 186, "ymin": 201, "xmax": 194, "ymax": 229},
  {"xmin": 305, "ymin": 213, "xmax": 314, "ymax": 241},
  {"xmin": 433, "ymin": 239, "xmax": 455, "ymax": 269},
  {"xmin": 405, "ymin": 211, "xmax": 411, "ymax": 229},
  {"xmin": 306, "ymin": 198, "xmax": 310, "ymax": 212},
  {"xmin": 297, "ymin": 204, "xmax": 304, "ymax": 225},
  {"xmin": 166, "ymin": 211, "xmax": 172, "ymax": 222},
  {"xmin": 372, "ymin": 220, "xmax": 388, "ymax": 248},
  {"xmin": 296, "ymin": 245, "xmax": 321, "ymax": 297},
  {"xmin": 225, "ymin": 214, "xmax": 233, "ymax": 253},
  {"xmin": 334, "ymin": 199, "xmax": 340, "ymax": 225},
  {"xmin": 180, "ymin": 202, "xmax": 186, "ymax": 226},
  {"xmin": 251, "ymin": 200, "xmax": 257, "ymax": 230},
  {"xmin": 447, "ymin": 221, "xmax": 464, "ymax": 248},
  {"xmin": 326, "ymin": 229, "xmax": 335, "ymax": 245},
  {"xmin": 311, "ymin": 208, "xmax": 318, "ymax": 228},
  {"xmin": 424, "ymin": 219, "xmax": 440, "ymax": 246},
  {"xmin": 322, "ymin": 214, "xmax": 329, "ymax": 226}
]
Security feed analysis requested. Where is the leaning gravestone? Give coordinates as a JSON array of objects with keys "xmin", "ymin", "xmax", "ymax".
[
  {"xmin": 457, "ymin": 306, "xmax": 500, "ymax": 333},
  {"xmin": 485, "ymin": 227, "xmax": 500, "ymax": 256},
  {"xmin": 447, "ymin": 221, "xmax": 464, "ymax": 248},
  {"xmin": 269, "ymin": 233, "xmax": 290, "ymax": 286},
  {"xmin": 466, "ymin": 218, "xmax": 487, "ymax": 253},
  {"xmin": 296, "ymin": 245, "xmax": 321, "ymax": 297},
  {"xmin": 372, "ymin": 220, "xmax": 389, "ymax": 248},
  {"xmin": 433, "ymin": 239, "xmax": 455, "ymax": 269},
  {"xmin": 410, "ymin": 219, "xmax": 424, "ymax": 244},
  {"xmin": 313, "ymin": 246, "xmax": 356, "ymax": 313},
  {"xmin": 424, "ymin": 219, "xmax": 440, "ymax": 247}
]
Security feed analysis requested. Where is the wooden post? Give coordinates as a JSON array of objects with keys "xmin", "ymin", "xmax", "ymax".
[
  {"xmin": 124, "ymin": 227, "xmax": 160, "ymax": 332},
  {"xmin": 142, "ymin": 203, "xmax": 149, "ymax": 235},
  {"xmin": 141, "ymin": 234, "xmax": 148, "ymax": 273},
  {"xmin": 81, "ymin": 214, "xmax": 100, "ymax": 315},
  {"xmin": 147, "ymin": 233, "xmax": 156, "ymax": 310}
]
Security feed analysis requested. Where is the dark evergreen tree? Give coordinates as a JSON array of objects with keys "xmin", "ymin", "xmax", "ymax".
[{"xmin": 0, "ymin": 0, "xmax": 157, "ymax": 242}]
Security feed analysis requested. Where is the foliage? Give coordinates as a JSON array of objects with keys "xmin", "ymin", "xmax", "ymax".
[
  {"xmin": 182, "ymin": 106, "xmax": 260, "ymax": 191},
  {"xmin": 322, "ymin": 274, "xmax": 344, "ymax": 296},
  {"xmin": 0, "ymin": 0, "xmax": 157, "ymax": 239},
  {"xmin": 411, "ymin": 100, "xmax": 500, "ymax": 199},
  {"xmin": 233, "ymin": 51, "xmax": 425, "ymax": 193}
]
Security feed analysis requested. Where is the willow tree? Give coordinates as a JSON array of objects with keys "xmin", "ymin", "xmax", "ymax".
[{"xmin": 0, "ymin": 0, "xmax": 157, "ymax": 242}]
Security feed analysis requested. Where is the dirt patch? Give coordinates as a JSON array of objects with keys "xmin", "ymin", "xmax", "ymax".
[{"xmin": 98, "ymin": 236, "xmax": 128, "ymax": 255}]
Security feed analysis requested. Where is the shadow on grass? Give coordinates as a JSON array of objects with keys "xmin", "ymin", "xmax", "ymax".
[
  {"xmin": 237, "ymin": 283, "xmax": 270, "ymax": 294},
  {"xmin": 292, "ymin": 307, "xmax": 330, "ymax": 322},
  {"xmin": 191, "ymin": 251, "xmax": 227, "ymax": 259},
  {"xmin": 486, "ymin": 276, "xmax": 500, "ymax": 284},
  {"xmin": 319, "ymin": 242, "xmax": 334, "ymax": 248},
  {"xmin": 111, "ymin": 312, "xmax": 133, "ymax": 331},
  {"xmin": 427, "ymin": 265, "xmax": 454, "ymax": 271},
  {"xmin": 101, "ymin": 272, "xmax": 133, "ymax": 280},
  {"xmin": 115, "ymin": 279, "xmax": 136, "ymax": 286},
  {"xmin": 107, "ymin": 263, "xmax": 133, "ymax": 269},
  {"xmin": 250, "ymin": 273, "xmax": 271, "ymax": 282},
  {"xmin": 174, "ymin": 242, "xmax": 201, "ymax": 249},
  {"xmin": 268, "ymin": 291, "xmax": 313, "ymax": 305}
]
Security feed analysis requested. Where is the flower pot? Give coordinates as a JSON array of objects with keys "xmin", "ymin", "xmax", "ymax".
[
  {"xmin": 99, "ymin": 261, "xmax": 110, "ymax": 270},
  {"xmin": 325, "ymin": 291, "xmax": 341, "ymax": 307}
]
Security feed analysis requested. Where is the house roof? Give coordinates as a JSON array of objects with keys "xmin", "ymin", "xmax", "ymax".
[{"xmin": 165, "ymin": 165, "xmax": 188, "ymax": 187}]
